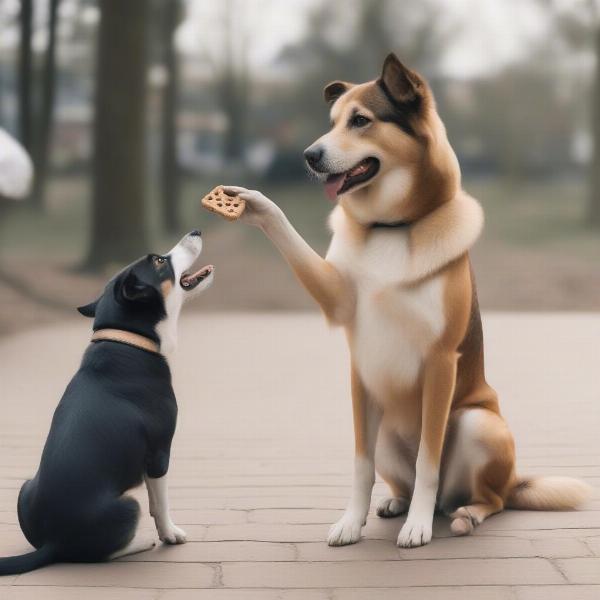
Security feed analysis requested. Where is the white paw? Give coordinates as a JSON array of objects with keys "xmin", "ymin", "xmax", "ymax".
[
  {"xmin": 376, "ymin": 497, "xmax": 408, "ymax": 518},
  {"xmin": 158, "ymin": 522, "xmax": 187, "ymax": 545},
  {"xmin": 397, "ymin": 519, "xmax": 432, "ymax": 548},
  {"xmin": 327, "ymin": 513, "xmax": 365, "ymax": 546}
]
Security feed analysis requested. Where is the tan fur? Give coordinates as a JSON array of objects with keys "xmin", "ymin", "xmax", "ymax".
[
  {"xmin": 262, "ymin": 212, "xmax": 354, "ymax": 324},
  {"xmin": 418, "ymin": 256, "xmax": 472, "ymax": 469},
  {"xmin": 403, "ymin": 192, "xmax": 483, "ymax": 284},
  {"xmin": 160, "ymin": 280, "xmax": 173, "ymax": 298},
  {"xmin": 351, "ymin": 364, "xmax": 370, "ymax": 457},
  {"xmin": 507, "ymin": 477, "xmax": 593, "ymax": 511},
  {"xmin": 91, "ymin": 329, "xmax": 160, "ymax": 354}
]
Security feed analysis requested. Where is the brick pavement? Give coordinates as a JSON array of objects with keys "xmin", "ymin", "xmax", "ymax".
[{"xmin": 0, "ymin": 312, "xmax": 598, "ymax": 599}]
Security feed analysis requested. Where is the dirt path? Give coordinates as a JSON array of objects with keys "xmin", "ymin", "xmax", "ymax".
[{"xmin": 2, "ymin": 219, "xmax": 599, "ymax": 337}]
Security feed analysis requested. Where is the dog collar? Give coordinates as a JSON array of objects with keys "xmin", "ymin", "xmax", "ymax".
[
  {"xmin": 370, "ymin": 220, "xmax": 411, "ymax": 229},
  {"xmin": 91, "ymin": 329, "xmax": 160, "ymax": 355}
]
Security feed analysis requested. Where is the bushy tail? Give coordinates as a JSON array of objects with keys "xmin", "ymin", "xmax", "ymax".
[
  {"xmin": 507, "ymin": 476, "xmax": 592, "ymax": 511},
  {"xmin": 0, "ymin": 544, "xmax": 58, "ymax": 576}
]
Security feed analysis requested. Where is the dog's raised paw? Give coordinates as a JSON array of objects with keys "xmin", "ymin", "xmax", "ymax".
[{"xmin": 397, "ymin": 519, "xmax": 432, "ymax": 548}]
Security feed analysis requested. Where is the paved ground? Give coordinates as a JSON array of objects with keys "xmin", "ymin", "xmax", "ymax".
[{"xmin": 0, "ymin": 312, "xmax": 599, "ymax": 599}]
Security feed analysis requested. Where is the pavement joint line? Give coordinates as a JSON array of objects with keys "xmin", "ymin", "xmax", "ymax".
[
  {"xmin": 291, "ymin": 543, "xmax": 300, "ymax": 561},
  {"xmin": 579, "ymin": 538, "xmax": 597, "ymax": 556},
  {"xmin": 9, "ymin": 584, "xmax": 600, "ymax": 590},
  {"xmin": 212, "ymin": 562, "xmax": 224, "ymax": 588},
  {"xmin": 90, "ymin": 556, "xmax": 596, "ymax": 564},
  {"xmin": 548, "ymin": 557, "xmax": 571, "ymax": 583},
  {"xmin": 506, "ymin": 586, "xmax": 519, "ymax": 600}
]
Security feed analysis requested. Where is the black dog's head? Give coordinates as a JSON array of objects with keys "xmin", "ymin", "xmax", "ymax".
[{"xmin": 78, "ymin": 231, "xmax": 214, "ymax": 351}]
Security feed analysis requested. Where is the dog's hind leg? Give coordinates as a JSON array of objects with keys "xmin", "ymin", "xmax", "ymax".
[
  {"xmin": 62, "ymin": 495, "xmax": 142, "ymax": 563},
  {"xmin": 109, "ymin": 531, "xmax": 156, "ymax": 559},
  {"xmin": 17, "ymin": 479, "xmax": 44, "ymax": 548},
  {"xmin": 449, "ymin": 501, "xmax": 502, "ymax": 536},
  {"xmin": 448, "ymin": 459, "xmax": 512, "ymax": 536},
  {"xmin": 440, "ymin": 408, "xmax": 516, "ymax": 536}
]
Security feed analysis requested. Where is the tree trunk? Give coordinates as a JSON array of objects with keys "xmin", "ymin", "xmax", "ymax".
[
  {"xmin": 85, "ymin": 0, "xmax": 149, "ymax": 269},
  {"xmin": 17, "ymin": 0, "xmax": 33, "ymax": 153},
  {"xmin": 220, "ymin": 0, "xmax": 246, "ymax": 162},
  {"xmin": 589, "ymin": 25, "xmax": 600, "ymax": 229},
  {"xmin": 161, "ymin": 0, "xmax": 181, "ymax": 234},
  {"xmin": 31, "ymin": 0, "xmax": 60, "ymax": 210}
]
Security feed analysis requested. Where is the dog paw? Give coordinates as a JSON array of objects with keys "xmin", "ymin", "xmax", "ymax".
[
  {"xmin": 376, "ymin": 497, "xmax": 408, "ymax": 519},
  {"xmin": 158, "ymin": 523, "xmax": 187, "ymax": 545},
  {"xmin": 397, "ymin": 519, "xmax": 432, "ymax": 548},
  {"xmin": 449, "ymin": 506, "xmax": 476, "ymax": 536},
  {"xmin": 327, "ymin": 514, "xmax": 364, "ymax": 546}
]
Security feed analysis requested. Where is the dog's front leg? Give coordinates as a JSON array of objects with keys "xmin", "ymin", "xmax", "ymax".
[
  {"xmin": 223, "ymin": 186, "xmax": 352, "ymax": 323},
  {"xmin": 145, "ymin": 474, "xmax": 187, "ymax": 545},
  {"xmin": 397, "ymin": 351, "xmax": 457, "ymax": 548},
  {"xmin": 328, "ymin": 366, "xmax": 381, "ymax": 546}
]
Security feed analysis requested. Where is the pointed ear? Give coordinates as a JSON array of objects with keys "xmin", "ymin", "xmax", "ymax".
[
  {"xmin": 77, "ymin": 299, "xmax": 99, "ymax": 318},
  {"xmin": 120, "ymin": 271, "xmax": 157, "ymax": 303},
  {"xmin": 324, "ymin": 81, "xmax": 351, "ymax": 105},
  {"xmin": 378, "ymin": 53, "xmax": 422, "ymax": 104}
]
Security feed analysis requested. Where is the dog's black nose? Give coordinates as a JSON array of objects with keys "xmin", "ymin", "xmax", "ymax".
[
  {"xmin": 304, "ymin": 145, "xmax": 324, "ymax": 168},
  {"xmin": 189, "ymin": 229, "xmax": 201, "ymax": 237}
]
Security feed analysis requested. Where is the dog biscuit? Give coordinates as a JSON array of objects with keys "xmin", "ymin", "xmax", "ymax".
[{"xmin": 201, "ymin": 186, "xmax": 245, "ymax": 221}]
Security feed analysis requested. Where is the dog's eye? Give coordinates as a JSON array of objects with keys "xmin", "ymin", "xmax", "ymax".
[
  {"xmin": 350, "ymin": 115, "xmax": 371, "ymax": 128},
  {"xmin": 154, "ymin": 256, "xmax": 165, "ymax": 265}
]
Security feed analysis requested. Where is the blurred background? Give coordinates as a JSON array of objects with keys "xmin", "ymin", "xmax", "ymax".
[{"xmin": 0, "ymin": 0, "xmax": 598, "ymax": 336}]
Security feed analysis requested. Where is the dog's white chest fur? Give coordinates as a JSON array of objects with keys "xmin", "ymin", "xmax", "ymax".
[{"xmin": 328, "ymin": 224, "xmax": 446, "ymax": 401}]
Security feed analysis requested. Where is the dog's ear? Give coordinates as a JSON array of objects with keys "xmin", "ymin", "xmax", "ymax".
[
  {"xmin": 120, "ymin": 270, "xmax": 159, "ymax": 303},
  {"xmin": 77, "ymin": 298, "xmax": 99, "ymax": 318},
  {"xmin": 324, "ymin": 81, "xmax": 351, "ymax": 105},
  {"xmin": 378, "ymin": 53, "xmax": 422, "ymax": 104}
]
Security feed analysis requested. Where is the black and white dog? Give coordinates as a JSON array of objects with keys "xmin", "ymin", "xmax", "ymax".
[{"xmin": 0, "ymin": 231, "xmax": 214, "ymax": 575}]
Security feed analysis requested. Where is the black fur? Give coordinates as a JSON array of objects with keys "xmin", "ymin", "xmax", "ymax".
[
  {"xmin": 0, "ymin": 254, "xmax": 178, "ymax": 575},
  {"xmin": 374, "ymin": 82, "xmax": 421, "ymax": 137},
  {"xmin": 374, "ymin": 53, "xmax": 423, "ymax": 137}
]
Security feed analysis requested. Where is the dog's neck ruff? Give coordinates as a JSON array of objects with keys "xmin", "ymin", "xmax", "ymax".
[{"xmin": 91, "ymin": 329, "xmax": 160, "ymax": 355}]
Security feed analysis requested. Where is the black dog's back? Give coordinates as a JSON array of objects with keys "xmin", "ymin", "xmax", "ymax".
[{"xmin": 1, "ymin": 341, "xmax": 176, "ymax": 573}]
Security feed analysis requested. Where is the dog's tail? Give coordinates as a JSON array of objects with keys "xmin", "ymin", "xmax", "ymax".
[
  {"xmin": 0, "ymin": 544, "xmax": 58, "ymax": 576},
  {"xmin": 506, "ymin": 476, "xmax": 592, "ymax": 511}
]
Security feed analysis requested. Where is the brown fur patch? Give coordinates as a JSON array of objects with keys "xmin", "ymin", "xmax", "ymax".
[
  {"xmin": 161, "ymin": 280, "xmax": 173, "ymax": 298},
  {"xmin": 351, "ymin": 364, "xmax": 370, "ymax": 456},
  {"xmin": 452, "ymin": 262, "xmax": 501, "ymax": 413}
]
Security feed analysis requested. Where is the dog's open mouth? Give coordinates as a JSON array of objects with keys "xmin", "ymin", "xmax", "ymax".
[
  {"xmin": 180, "ymin": 265, "xmax": 214, "ymax": 291},
  {"xmin": 324, "ymin": 157, "xmax": 380, "ymax": 200}
]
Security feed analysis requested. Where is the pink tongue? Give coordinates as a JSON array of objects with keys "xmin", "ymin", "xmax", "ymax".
[{"xmin": 324, "ymin": 174, "xmax": 345, "ymax": 201}]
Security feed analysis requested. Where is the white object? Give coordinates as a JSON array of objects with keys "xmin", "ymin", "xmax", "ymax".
[{"xmin": 0, "ymin": 128, "xmax": 33, "ymax": 200}]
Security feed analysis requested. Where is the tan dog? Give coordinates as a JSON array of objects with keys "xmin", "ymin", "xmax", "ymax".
[{"xmin": 224, "ymin": 53, "xmax": 591, "ymax": 547}]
